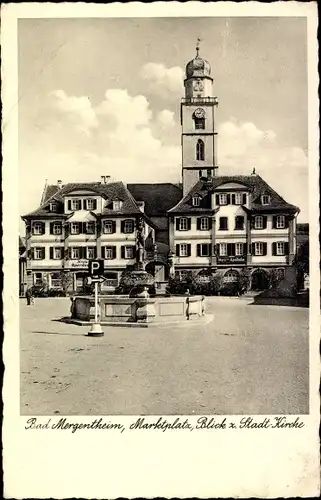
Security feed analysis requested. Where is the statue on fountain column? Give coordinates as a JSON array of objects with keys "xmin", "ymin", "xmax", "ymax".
[{"xmin": 136, "ymin": 216, "xmax": 145, "ymax": 271}]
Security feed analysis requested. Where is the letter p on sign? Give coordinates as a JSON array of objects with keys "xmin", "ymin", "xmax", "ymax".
[{"xmin": 89, "ymin": 259, "xmax": 104, "ymax": 277}]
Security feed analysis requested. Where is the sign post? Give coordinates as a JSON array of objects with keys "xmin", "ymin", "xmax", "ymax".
[{"xmin": 88, "ymin": 260, "xmax": 104, "ymax": 337}]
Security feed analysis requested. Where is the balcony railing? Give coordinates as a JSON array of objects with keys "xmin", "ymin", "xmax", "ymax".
[{"xmin": 181, "ymin": 97, "xmax": 218, "ymax": 105}]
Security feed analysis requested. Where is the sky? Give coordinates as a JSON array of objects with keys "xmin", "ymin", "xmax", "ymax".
[{"xmin": 18, "ymin": 16, "xmax": 309, "ymax": 229}]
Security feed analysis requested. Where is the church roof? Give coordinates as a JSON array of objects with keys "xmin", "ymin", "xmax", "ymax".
[{"xmin": 168, "ymin": 175, "xmax": 299, "ymax": 214}]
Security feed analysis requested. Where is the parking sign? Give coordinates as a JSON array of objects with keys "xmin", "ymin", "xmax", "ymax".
[{"xmin": 88, "ymin": 259, "xmax": 104, "ymax": 277}]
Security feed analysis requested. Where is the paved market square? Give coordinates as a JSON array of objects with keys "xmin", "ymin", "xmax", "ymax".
[{"xmin": 20, "ymin": 297, "xmax": 309, "ymax": 415}]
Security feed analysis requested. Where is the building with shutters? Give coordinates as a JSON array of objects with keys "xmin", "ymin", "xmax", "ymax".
[
  {"xmin": 21, "ymin": 178, "xmax": 157, "ymax": 293},
  {"xmin": 167, "ymin": 43, "xmax": 300, "ymax": 289}
]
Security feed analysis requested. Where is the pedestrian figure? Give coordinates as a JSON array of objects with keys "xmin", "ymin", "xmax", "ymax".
[{"xmin": 26, "ymin": 288, "xmax": 34, "ymax": 305}]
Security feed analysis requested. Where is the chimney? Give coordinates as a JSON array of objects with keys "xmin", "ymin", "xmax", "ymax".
[
  {"xmin": 57, "ymin": 180, "xmax": 63, "ymax": 189},
  {"xmin": 105, "ymin": 175, "xmax": 111, "ymax": 183},
  {"xmin": 137, "ymin": 201, "xmax": 145, "ymax": 213},
  {"xmin": 101, "ymin": 175, "xmax": 106, "ymax": 184}
]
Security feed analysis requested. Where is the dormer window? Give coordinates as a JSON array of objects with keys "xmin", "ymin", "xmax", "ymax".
[
  {"xmin": 113, "ymin": 200, "xmax": 123, "ymax": 211},
  {"xmin": 85, "ymin": 199, "xmax": 97, "ymax": 210},
  {"xmin": 50, "ymin": 202, "xmax": 58, "ymax": 212},
  {"xmin": 71, "ymin": 199, "xmax": 81, "ymax": 211},
  {"xmin": 192, "ymin": 195, "xmax": 200, "ymax": 207},
  {"xmin": 261, "ymin": 195, "xmax": 270, "ymax": 205},
  {"xmin": 219, "ymin": 193, "xmax": 227, "ymax": 205}
]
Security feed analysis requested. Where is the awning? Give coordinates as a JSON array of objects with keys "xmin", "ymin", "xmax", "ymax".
[{"xmin": 66, "ymin": 210, "xmax": 97, "ymax": 222}]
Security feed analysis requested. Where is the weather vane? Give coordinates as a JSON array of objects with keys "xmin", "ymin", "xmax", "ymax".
[{"xmin": 196, "ymin": 36, "xmax": 202, "ymax": 56}]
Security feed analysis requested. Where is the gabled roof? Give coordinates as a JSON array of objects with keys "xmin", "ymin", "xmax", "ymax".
[
  {"xmin": 127, "ymin": 183, "xmax": 183, "ymax": 216},
  {"xmin": 168, "ymin": 175, "xmax": 299, "ymax": 214},
  {"xmin": 22, "ymin": 181, "xmax": 143, "ymax": 218}
]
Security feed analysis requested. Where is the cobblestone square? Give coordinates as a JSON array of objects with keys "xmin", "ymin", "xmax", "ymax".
[{"xmin": 20, "ymin": 297, "xmax": 309, "ymax": 415}]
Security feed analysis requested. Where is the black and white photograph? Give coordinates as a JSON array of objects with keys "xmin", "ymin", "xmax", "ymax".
[
  {"xmin": 2, "ymin": 2, "xmax": 320, "ymax": 498},
  {"xmin": 18, "ymin": 14, "xmax": 311, "ymax": 416}
]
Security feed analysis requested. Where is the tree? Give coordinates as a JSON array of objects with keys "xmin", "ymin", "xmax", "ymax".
[{"xmin": 58, "ymin": 270, "xmax": 74, "ymax": 295}]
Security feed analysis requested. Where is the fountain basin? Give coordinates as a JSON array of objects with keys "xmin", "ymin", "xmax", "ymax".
[{"xmin": 70, "ymin": 294, "xmax": 209, "ymax": 327}]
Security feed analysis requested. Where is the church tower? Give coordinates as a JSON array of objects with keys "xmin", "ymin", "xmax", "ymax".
[{"xmin": 181, "ymin": 40, "xmax": 219, "ymax": 195}]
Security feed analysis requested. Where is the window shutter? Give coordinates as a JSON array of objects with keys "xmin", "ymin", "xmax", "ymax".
[
  {"xmin": 225, "ymin": 217, "xmax": 229, "ymax": 230},
  {"xmin": 231, "ymin": 194, "xmax": 236, "ymax": 205},
  {"xmin": 242, "ymin": 193, "xmax": 247, "ymax": 205},
  {"xmin": 251, "ymin": 217, "xmax": 255, "ymax": 229},
  {"xmin": 214, "ymin": 244, "xmax": 219, "ymax": 256},
  {"xmin": 197, "ymin": 244, "xmax": 201, "ymax": 257},
  {"xmin": 251, "ymin": 243, "xmax": 255, "ymax": 256},
  {"xmin": 112, "ymin": 247, "xmax": 117, "ymax": 259},
  {"xmin": 272, "ymin": 216, "xmax": 277, "ymax": 229},
  {"xmin": 284, "ymin": 216, "xmax": 289, "ymax": 228},
  {"xmin": 82, "ymin": 222, "xmax": 87, "ymax": 234},
  {"xmin": 197, "ymin": 218, "xmax": 201, "ymax": 230},
  {"xmin": 187, "ymin": 244, "xmax": 191, "ymax": 257},
  {"xmin": 208, "ymin": 218, "xmax": 212, "ymax": 230},
  {"xmin": 272, "ymin": 242, "xmax": 276, "ymax": 256},
  {"xmin": 50, "ymin": 247, "xmax": 53, "ymax": 260},
  {"xmin": 121, "ymin": 221, "xmax": 125, "ymax": 233},
  {"xmin": 61, "ymin": 248, "xmax": 64, "ymax": 259},
  {"xmin": 121, "ymin": 246, "xmax": 125, "ymax": 259},
  {"xmin": 216, "ymin": 194, "xmax": 220, "ymax": 205},
  {"xmin": 227, "ymin": 243, "xmax": 232, "ymax": 256},
  {"xmin": 40, "ymin": 222, "xmax": 45, "ymax": 234},
  {"xmin": 130, "ymin": 220, "xmax": 135, "ymax": 233},
  {"xmin": 112, "ymin": 221, "xmax": 116, "ymax": 233},
  {"xmin": 262, "ymin": 216, "xmax": 267, "ymax": 229},
  {"xmin": 284, "ymin": 242, "xmax": 289, "ymax": 255},
  {"xmin": 132, "ymin": 245, "xmax": 136, "ymax": 258},
  {"xmin": 231, "ymin": 243, "xmax": 236, "ymax": 256},
  {"xmin": 83, "ymin": 199, "xmax": 87, "ymax": 210},
  {"xmin": 186, "ymin": 218, "xmax": 191, "ymax": 230},
  {"xmin": 93, "ymin": 199, "xmax": 97, "ymax": 210},
  {"xmin": 41, "ymin": 248, "xmax": 45, "ymax": 259},
  {"xmin": 68, "ymin": 200, "xmax": 72, "ymax": 211},
  {"xmin": 263, "ymin": 242, "xmax": 267, "ymax": 256},
  {"xmin": 176, "ymin": 244, "xmax": 180, "ymax": 257},
  {"xmin": 49, "ymin": 222, "xmax": 54, "ymax": 235},
  {"xmin": 207, "ymin": 244, "xmax": 211, "ymax": 256},
  {"xmin": 226, "ymin": 194, "xmax": 231, "ymax": 205}
]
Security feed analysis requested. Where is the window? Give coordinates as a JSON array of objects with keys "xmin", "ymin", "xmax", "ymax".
[
  {"xmin": 235, "ymin": 216, "xmax": 244, "ymax": 230},
  {"xmin": 200, "ymin": 217, "xmax": 209, "ymax": 230},
  {"xmin": 194, "ymin": 118, "xmax": 205, "ymax": 130},
  {"xmin": 123, "ymin": 220, "xmax": 134, "ymax": 234},
  {"xmin": 254, "ymin": 242, "xmax": 264, "ymax": 256},
  {"xmin": 50, "ymin": 203, "xmax": 58, "ymax": 212},
  {"xmin": 196, "ymin": 139, "xmax": 205, "ymax": 161},
  {"xmin": 35, "ymin": 272, "xmax": 42, "ymax": 285},
  {"xmin": 104, "ymin": 247, "xmax": 115, "ymax": 260},
  {"xmin": 103, "ymin": 221, "xmax": 114, "ymax": 234},
  {"xmin": 86, "ymin": 247, "xmax": 95, "ymax": 259},
  {"xmin": 254, "ymin": 216, "xmax": 264, "ymax": 229},
  {"xmin": 235, "ymin": 243, "xmax": 244, "ymax": 256},
  {"xmin": 53, "ymin": 223, "xmax": 62, "ymax": 235},
  {"xmin": 86, "ymin": 222, "xmax": 95, "ymax": 234},
  {"xmin": 235, "ymin": 193, "xmax": 243, "ymax": 205},
  {"xmin": 53, "ymin": 248, "xmax": 62, "ymax": 260},
  {"xmin": 261, "ymin": 195, "xmax": 270, "ymax": 205},
  {"xmin": 179, "ymin": 218, "xmax": 188, "ymax": 231},
  {"xmin": 124, "ymin": 246, "xmax": 134, "ymax": 259},
  {"xmin": 276, "ymin": 215, "xmax": 285, "ymax": 229},
  {"xmin": 276, "ymin": 242, "xmax": 285, "ymax": 255},
  {"xmin": 197, "ymin": 244, "xmax": 210, "ymax": 257},
  {"xmin": 71, "ymin": 199, "xmax": 81, "ymax": 211},
  {"xmin": 34, "ymin": 247, "xmax": 44, "ymax": 260},
  {"xmin": 192, "ymin": 196, "xmax": 200, "ymax": 207},
  {"xmin": 33, "ymin": 222, "xmax": 43, "ymax": 235},
  {"xmin": 219, "ymin": 217, "xmax": 228, "ymax": 230},
  {"xmin": 219, "ymin": 243, "xmax": 228, "ymax": 256},
  {"xmin": 219, "ymin": 193, "xmax": 227, "ymax": 205},
  {"xmin": 180, "ymin": 244, "xmax": 189, "ymax": 257},
  {"xmin": 71, "ymin": 247, "xmax": 81, "ymax": 260},
  {"xmin": 113, "ymin": 200, "xmax": 122, "ymax": 211},
  {"xmin": 86, "ymin": 199, "xmax": 96, "ymax": 210},
  {"xmin": 70, "ymin": 222, "xmax": 80, "ymax": 235}
]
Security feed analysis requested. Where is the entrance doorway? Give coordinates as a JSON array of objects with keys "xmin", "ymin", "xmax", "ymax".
[{"xmin": 251, "ymin": 269, "xmax": 270, "ymax": 290}]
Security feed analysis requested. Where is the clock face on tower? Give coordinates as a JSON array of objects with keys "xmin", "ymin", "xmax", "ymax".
[
  {"xmin": 194, "ymin": 108, "xmax": 205, "ymax": 119},
  {"xmin": 193, "ymin": 79, "xmax": 204, "ymax": 92}
]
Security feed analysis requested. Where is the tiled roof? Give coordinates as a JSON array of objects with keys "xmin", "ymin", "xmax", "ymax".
[
  {"xmin": 168, "ymin": 175, "xmax": 299, "ymax": 214},
  {"xmin": 127, "ymin": 183, "xmax": 183, "ymax": 216},
  {"xmin": 22, "ymin": 181, "xmax": 142, "ymax": 218}
]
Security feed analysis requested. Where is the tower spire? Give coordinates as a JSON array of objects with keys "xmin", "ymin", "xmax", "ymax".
[{"xmin": 196, "ymin": 36, "xmax": 202, "ymax": 57}]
